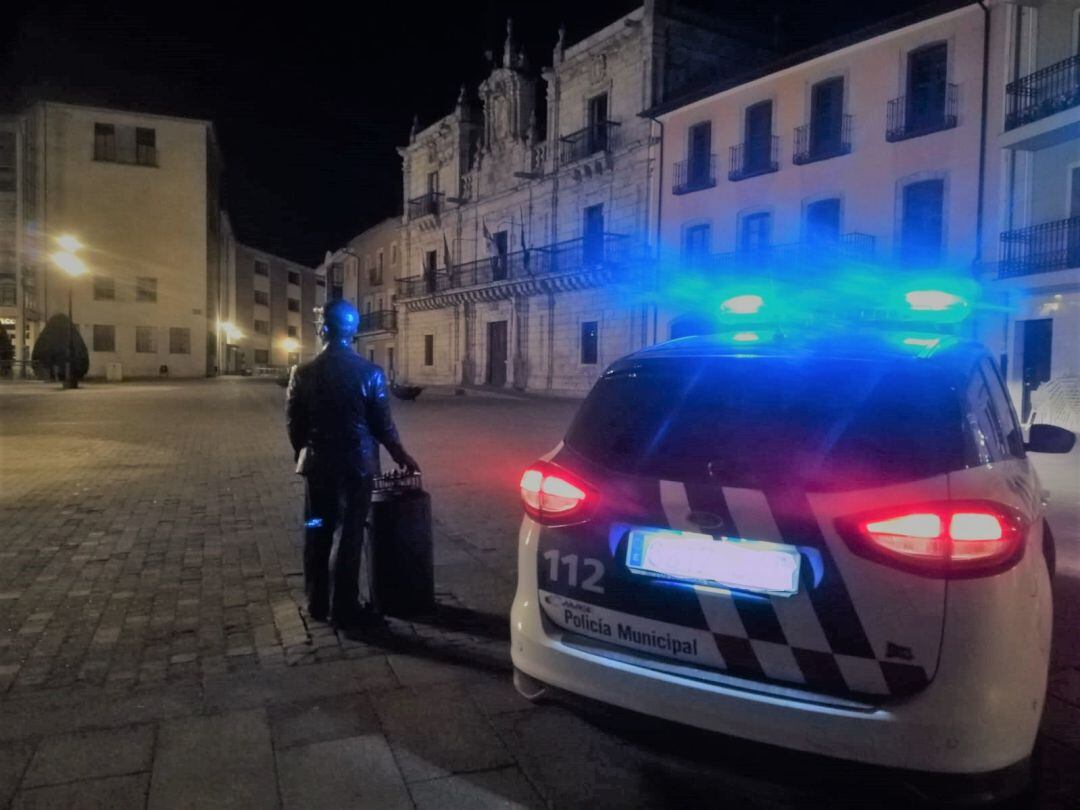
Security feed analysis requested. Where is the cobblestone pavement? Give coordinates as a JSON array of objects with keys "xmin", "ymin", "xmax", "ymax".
[{"xmin": 0, "ymin": 378, "xmax": 1078, "ymax": 809}]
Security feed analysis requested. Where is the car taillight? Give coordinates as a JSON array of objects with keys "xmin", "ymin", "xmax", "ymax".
[
  {"xmin": 836, "ymin": 500, "xmax": 1025, "ymax": 578},
  {"xmin": 519, "ymin": 462, "xmax": 592, "ymax": 524}
]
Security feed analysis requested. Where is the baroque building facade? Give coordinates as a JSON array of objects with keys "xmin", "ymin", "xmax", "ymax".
[{"xmin": 390, "ymin": 2, "xmax": 767, "ymax": 395}]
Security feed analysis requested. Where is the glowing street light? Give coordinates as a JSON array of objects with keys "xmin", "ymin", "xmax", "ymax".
[
  {"xmin": 280, "ymin": 337, "xmax": 301, "ymax": 354},
  {"xmin": 219, "ymin": 321, "xmax": 244, "ymax": 342},
  {"xmin": 51, "ymin": 235, "xmax": 88, "ymax": 389}
]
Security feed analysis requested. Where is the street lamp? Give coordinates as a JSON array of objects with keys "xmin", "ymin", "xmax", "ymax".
[{"xmin": 51, "ymin": 236, "xmax": 88, "ymax": 389}]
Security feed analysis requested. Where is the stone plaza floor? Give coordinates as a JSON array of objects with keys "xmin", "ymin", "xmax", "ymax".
[{"xmin": 0, "ymin": 378, "xmax": 1078, "ymax": 808}]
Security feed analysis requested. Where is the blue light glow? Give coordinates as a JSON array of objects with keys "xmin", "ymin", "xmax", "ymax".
[
  {"xmin": 305, "ymin": 518, "xmax": 323, "ymax": 528},
  {"xmin": 720, "ymin": 294, "xmax": 764, "ymax": 315},
  {"xmin": 731, "ymin": 331, "xmax": 760, "ymax": 343},
  {"xmin": 902, "ymin": 336, "xmax": 941, "ymax": 348},
  {"xmin": 904, "ymin": 289, "xmax": 965, "ymax": 312}
]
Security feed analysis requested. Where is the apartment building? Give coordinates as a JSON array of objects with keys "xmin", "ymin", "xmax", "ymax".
[
  {"xmin": 387, "ymin": 3, "xmax": 768, "ymax": 395},
  {"xmin": 648, "ymin": 1, "xmax": 988, "ymax": 340},
  {"xmin": 0, "ymin": 101, "xmax": 225, "ymax": 378},
  {"xmin": 981, "ymin": 0, "xmax": 1080, "ymax": 423},
  {"xmin": 219, "ymin": 218, "xmax": 321, "ymax": 372},
  {"xmin": 323, "ymin": 216, "xmax": 401, "ymax": 374}
]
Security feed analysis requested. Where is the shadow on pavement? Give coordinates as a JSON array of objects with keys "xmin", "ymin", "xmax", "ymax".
[{"xmin": 408, "ymin": 604, "xmax": 511, "ymax": 642}]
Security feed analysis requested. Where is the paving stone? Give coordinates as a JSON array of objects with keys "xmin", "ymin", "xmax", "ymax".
[
  {"xmin": 276, "ymin": 735, "xmax": 411, "ymax": 810},
  {"xmin": 22, "ymin": 725, "xmax": 154, "ymax": 787},
  {"xmin": 268, "ymin": 693, "xmax": 380, "ymax": 750},
  {"xmin": 373, "ymin": 683, "xmax": 514, "ymax": 782},
  {"xmin": 13, "ymin": 773, "xmax": 150, "ymax": 810},
  {"xmin": 408, "ymin": 766, "xmax": 544, "ymax": 809},
  {"xmin": 0, "ymin": 742, "xmax": 34, "ymax": 808},
  {"xmin": 149, "ymin": 710, "xmax": 277, "ymax": 810}
]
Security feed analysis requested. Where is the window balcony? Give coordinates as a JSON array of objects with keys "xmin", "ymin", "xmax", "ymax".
[
  {"xmin": 397, "ymin": 233, "xmax": 632, "ymax": 299},
  {"xmin": 886, "ymin": 85, "xmax": 958, "ymax": 142},
  {"xmin": 358, "ymin": 309, "xmax": 397, "ymax": 334},
  {"xmin": 673, "ymin": 155, "xmax": 717, "ymax": 194},
  {"xmin": 728, "ymin": 136, "xmax": 779, "ymax": 181},
  {"xmin": 793, "ymin": 115, "xmax": 852, "ymax": 165},
  {"xmin": 558, "ymin": 122, "xmax": 619, "ymax": 167},
  {"xmin": 407, "ymin": 191, "xmax": 444, "ymax": 219},
  {"xmin": 1005, "ymin": 55, "xmax": 1080, "ymax": 131},
  {"xmin": 999, "ymin": 217, "xmax": 1080, "ymax": 278}
]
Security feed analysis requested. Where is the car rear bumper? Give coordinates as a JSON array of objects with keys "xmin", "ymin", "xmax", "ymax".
[{"xmin": 511, "ymin": 520, "xmax": 1050, "ymax": 779}]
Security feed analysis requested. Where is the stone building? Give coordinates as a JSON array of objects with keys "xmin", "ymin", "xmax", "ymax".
[{"xmin": 391, "ymin": 2, "xmax": 768, "ymax": 395}]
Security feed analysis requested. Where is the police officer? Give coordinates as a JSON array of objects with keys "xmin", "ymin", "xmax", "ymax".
[{"xmin": 286, "ymin": 300, "xmax": 419, "ymax": 628}]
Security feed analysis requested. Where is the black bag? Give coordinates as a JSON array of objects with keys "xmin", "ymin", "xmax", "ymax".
[{"xmin": 368, "ymin": 473, "xmax": 434, "ymax": 617}]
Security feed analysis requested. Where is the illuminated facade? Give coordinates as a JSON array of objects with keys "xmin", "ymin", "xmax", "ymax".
[
  {"xmin": 0, "ymin": 101, "xmax": 225, "ymax": 378},
  {"xmin": 649, "ymin": 2, "xmax": 989, "ymax": 339},
  {"xmin": 980, "ymin": 0, "xmax": 1080, "ymax": 424},
  {"xmin": 387, "ymin": 3, "xmax": 768, "ymax": 395}
]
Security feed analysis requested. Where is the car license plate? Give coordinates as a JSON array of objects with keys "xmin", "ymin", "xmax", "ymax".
[{"xmin": 626, "ymin": 528, "xmax": 801, "ymax": 596}]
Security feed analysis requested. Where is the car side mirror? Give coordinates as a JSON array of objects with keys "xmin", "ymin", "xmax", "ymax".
[{"xmin": 1025, "ymin": 424, "xmax": 1076, "ymax": 454}]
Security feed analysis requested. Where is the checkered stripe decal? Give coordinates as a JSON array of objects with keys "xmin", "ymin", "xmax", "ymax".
[{"xmin": 661, "ymin": 481, "xmax": 929, "ymax": 698}]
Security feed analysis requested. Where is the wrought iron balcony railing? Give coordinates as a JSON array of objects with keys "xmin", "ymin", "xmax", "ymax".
[
  {"xmin": 358, "ymin": 309, "xmax": 397, "ymax": 334},
  {"xmin": 1000, "ymin": 217, "xmax": 1080, "ymax": 278},
  {"xmin": 559, "ymin": 122, "xmax": 620, "ymax": 166},
  {"xmin": 699, "ymin": 232, "xmax": 877, "ymax": 274},
  {"xmin": 673, "ymin": 155, "xmax": 717, "ymax": 194},
  {"xmin": 1005, "ymin": 54, "xmax": 1080, "ymax": 130},
  {"xmin": 407, "ymin": 191, "xmax": 444, "ymax": 219},
  {"xmin": 397, "ymin": 233, "xmax": 631, "ymax": 298},
  {"xmin": 728, "ymin": 136, "xmax": 779, "ymax": 181},
  {"xmin": 886, "ymin": 84, "xmax": 958, "ymax": 141},
  {"xmin": 793, "ymin": 115, "xmax": 852, "ymax": 165}
]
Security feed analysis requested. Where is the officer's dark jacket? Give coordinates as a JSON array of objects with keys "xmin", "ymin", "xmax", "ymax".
[{"xmin": 285, "ymin": 343, "xmax": 405, "ymax": 476}]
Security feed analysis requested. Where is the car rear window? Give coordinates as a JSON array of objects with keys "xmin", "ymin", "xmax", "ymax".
[{"xmin": 565, "ymin": 356, "xmax": 966, "ymax": 490}]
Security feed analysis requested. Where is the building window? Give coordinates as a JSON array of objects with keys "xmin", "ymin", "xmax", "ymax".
[
  {"xmin": 368, "ymin": 349, "xmax": 375, "ymax": 362},
  {"xmin": 93, "ymin": 324, "xmax": 115, "ymax": 352},
  {"xmin": 254, "ymin": 260, "xmax": 269, "ymax": 277},
  {"xmin": 391, "ymin": 245, "xmax": 398, "ymax": 265},
  {"xmin": 287, "ymin": 298, "xmax": 300, "ymax": 312},
  {"xmin": 583, "ymin": 204, "xmax": 605, "ymax": 265},
  {"xmin": 683, "ymin": 224, "xmax": 711, "ymax": 265},
  {"xmin": 135, "ymin": 276, "xmax": 157, "ymax": 302},
  {"xmin": 135, "ymin": 128, "xmax": 156, "ymax": 166},
  {"xmin": 587, "ymin": 93, "xmax": 610, "ymax": 153},
  {"xmin": 906, "ymin": 43, "xmax": 949, "ymax": 133},
  {"xmin": 0, "ymin": 131, "xmax": 14, "ymax": 192},
  {"xmin": 93, "ymin": 276, "xmax": 115, "ymax": 301},
  {"xmin": 387, "ymin": 347, "xmax": 395, "ymax": 373},
  {"xmin": 254, "ymin": 349, "xmax": 269, "ymax": 364},
  {"xmin": 900, "ymin": 179, "xmax": 945, "ymax": 266},
  {"xmin": 254, "ymin": 290, "xmax": 269, "ymax": 306},
  {"xmin": 287, "ymin": 271, "xmax": 300, "ymax": 285},
  {"xmin": 795, "ymin": 77, "xmax": 849, "ymax": 163},
  {"xmin": 740, "ymin": 211, "xmax": 772, "ymax": 251},
  {"xmin": 287, "ymin": 352, "xmax": 300, "ymax": 366},
  {"xmin": 744, "ymin": 100, "xmax": 774, "ymax": 174},
  {"xmin": 675, "ymin": 121, "xmax": 714, "ymax": 193},
  {"xmin": 287, "ymin": 325, "xmax": 298, "ymax": 338},
  {"xmin": 254, "ymin": 319, "xmax": 270, "ymax": 335},
  {"xmin": 424, "ymin": 250, "xmax": 437, "ymax": 292},
  {"xmin": 0, "ymin": 282, "xmax": 14, "ymax": 307},
  {"xmin": 581, "ymin": 321, "xmax": 599, "ymax": 365},
  {"xmin": 424, "ymin": 334, "xmax": 434, "ymax": 366},
  {"xmin": 805, "ymin": 198, "xmax": 842, "ymax": 245},
  {"xmin": 94, "ymin": 123, "xmax": 116, "ymax": 161},
  {"xmin": 316, "ymin": 277, "xmax": 326, "ymax": 287},
  {"xmin": 169, "ymin": 327, "xmax": 191, "ymax": 354},
  {"xmin": 135, "ymin": 326, "xmax": 157, "ymax": 353}
]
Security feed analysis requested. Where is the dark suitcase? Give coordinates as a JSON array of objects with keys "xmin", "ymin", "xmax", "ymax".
[{"xmin": 368, "ymin": 472, "xmax": 434, "ymax": 617}]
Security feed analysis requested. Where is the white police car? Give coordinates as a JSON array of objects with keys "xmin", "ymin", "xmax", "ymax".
[{"xmin": 510, "ymin": 327, "xmax": 1074, "ymax": 802}]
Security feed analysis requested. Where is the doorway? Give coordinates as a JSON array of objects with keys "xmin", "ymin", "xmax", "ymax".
[
  {"xmin": 486, "ymin": 321, "xmax": 508, "ymax": 387},
  {"xmin": 1018, "ymin": 318, "xmax": 1053, "ymax": 422}
]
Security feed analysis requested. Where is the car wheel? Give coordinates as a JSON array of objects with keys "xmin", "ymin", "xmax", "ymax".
[{"xmin": 1043, "ymin": 520, "xmax": 1056, "ymax": 582}]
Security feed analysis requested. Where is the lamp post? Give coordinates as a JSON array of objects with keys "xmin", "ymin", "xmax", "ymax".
[{"xmin": 51, "ymin": 236, "xmax": 87, "ymax": 389}]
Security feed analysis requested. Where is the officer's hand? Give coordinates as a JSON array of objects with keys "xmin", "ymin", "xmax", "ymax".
[{"xmin": 396, "ymin": 452, "xmax": 421, "ymax": 474}]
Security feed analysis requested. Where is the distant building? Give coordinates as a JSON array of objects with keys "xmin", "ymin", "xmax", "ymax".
[
  {"xmin": 218, "ymin": 215, "xmax": 321, "ymax": 373},
  {"xmin": 0, "ymin": 101, "xmax": 225, "ymax": 378},
  {"xmin": 322, "ymin": 216, "xmax": 401, "ymax": 375},
  {"xmin": 319, "ymin": 2, "xmax": 768, "ymax": 395}
]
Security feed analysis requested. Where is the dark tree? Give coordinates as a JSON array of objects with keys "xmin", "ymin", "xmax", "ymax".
[
  {"xmin": 0, "ymin": 323, "xmax": 13, "ymax": 376},
  {"xmin": 31, "ymin": 313, "xmax": 89, "ymax": 381}
]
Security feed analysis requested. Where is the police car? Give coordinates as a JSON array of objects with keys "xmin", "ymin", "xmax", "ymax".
[{"xmin": 510, "ymin": 324, "xmax": 1075, "ymax": 802}]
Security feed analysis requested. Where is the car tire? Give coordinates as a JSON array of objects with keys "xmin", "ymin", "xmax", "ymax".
[
  {"xmin": 513, "ymin": 667, "xmax": 549, "ymax": 702},
  {"xmin": 1043, "ymin": 520, "xmax": 1056, "ymax": 582}
]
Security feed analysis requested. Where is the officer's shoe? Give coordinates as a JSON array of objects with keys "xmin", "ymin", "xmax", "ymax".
[{"xmin": 331, "ymin": 604, "xmax": 383, "ymax": 630}]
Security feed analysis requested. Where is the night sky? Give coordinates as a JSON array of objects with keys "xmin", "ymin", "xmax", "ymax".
[{"xmin": 0, "ymin": 0, "xmax": 918, "ymax": 266}]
